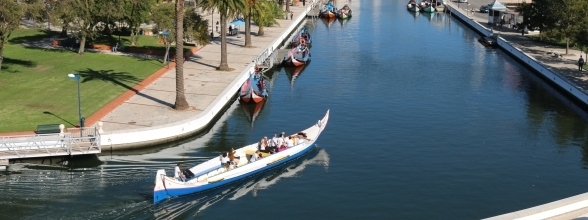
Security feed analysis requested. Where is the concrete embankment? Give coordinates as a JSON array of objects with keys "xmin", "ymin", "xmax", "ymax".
[
  {"xmin": 445, "ymin": 2, "xmax": 588, "ymax": 108},
  {"xmin": 96, "ymin": 1, "xmax": 321, "ymax": 150},
  {"xmin": 444, "ymin": 2, "xmax": 588, "ymax": 219}
]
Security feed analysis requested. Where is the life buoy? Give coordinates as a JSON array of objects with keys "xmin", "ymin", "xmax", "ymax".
[{"xmin": 301, "ymin": 39, "xmax": 306, "ymax": 45}]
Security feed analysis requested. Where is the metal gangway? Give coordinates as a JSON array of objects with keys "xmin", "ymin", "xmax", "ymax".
[{"xmin": 0, "ymin": 127, "xmax": 101, "ymax": 160}]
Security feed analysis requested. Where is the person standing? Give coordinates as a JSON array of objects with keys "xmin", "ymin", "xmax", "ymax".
[
  {"xmin": 290, "ymin": 11, "xmax": 294, "ymax": 20},
  {"xmin": 579, "ymin": 55, "xmax": 585, "ymax": 72},
  {"xmin": 175, "ymin": 163, "xmax": 185, "ymax": 181},
  {"xmin": 216, "ymin": 21, "xmax": 219, "ymax": 32}
]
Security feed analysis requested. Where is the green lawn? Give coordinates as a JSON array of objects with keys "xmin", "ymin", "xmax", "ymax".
[{"xmin": 0, "ymin": 29, "xmax": 164, "ymax": 132}]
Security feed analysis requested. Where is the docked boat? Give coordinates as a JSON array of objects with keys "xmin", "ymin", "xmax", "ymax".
[
  {"xmin": 433, "ymin": 0, "xmax": 445, "ymax": 12},
  {"xmin": 282, "ymin": 44, "xmax": 311, "ymax": 67},
  {"xmin": 290, "ymin": 27, "xmax": 312, "ymax": 48},
  {"xmin": 478, "ymin": 36, "xmax": 497, "ymax": 47},
  {"xmin": 407, "ymin": 0, "xmax": 420, "ymax": 12},
  {"xmin": 337, "ymin": 4, "xmax": 352, "ymax": 19},
  {"xmin": 319, "ymin": 0, "xmax": 337, "ymax": 18},
  {"xmin": 419, "ymin": 0, "xmax": 435, "ymax": 13},
  {"xmin": 239, "ymin": 72, "xmax": 268, "ymax": 103},
  {"xmin": 153, "ymin": 110, "xmax": 330, "ymax": 203}
]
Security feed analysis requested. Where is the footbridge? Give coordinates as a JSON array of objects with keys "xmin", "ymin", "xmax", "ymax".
[{"xmin": 0, "ymin": 126, "xmax": 101, "ymax": 160}]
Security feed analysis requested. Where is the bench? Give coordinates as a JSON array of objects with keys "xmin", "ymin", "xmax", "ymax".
[{"xmin": 36, "ymin": 124, "xmax": 61, "ymax": 134}]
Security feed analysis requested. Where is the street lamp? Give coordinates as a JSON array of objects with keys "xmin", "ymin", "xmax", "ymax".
[{"xmin": 67, "ymin": 73, "xmax": 84, "ymax": 128}]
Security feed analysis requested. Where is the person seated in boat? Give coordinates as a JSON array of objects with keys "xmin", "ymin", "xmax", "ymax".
[
  {"xmin": 228, "ymin": 148, "xmax": 239, "ymax": 168},
  {"xmin": 220, "ymin": 152, "xmax": 230, "ymax": 168},
  {"xmin": 286, "ymin": 136, "xmax": 294, "ymax": 148},
  {"xmin": 274, "ymin": 133, "xmax": 284, "ymax": 151},
  {"xmin": 278, "ymin": 142, "xmax": 288, "ymax": 152},
  {"xmin": 259, "ymin": 137, "xmax": 271, "ymax": 153},
  {"xmin": 250, "ymin": 150, "xmax": 260, "ymax": 162},
  {"xmin": 175, "ymin": 163, "xmax": 186, "ymax": 182}
]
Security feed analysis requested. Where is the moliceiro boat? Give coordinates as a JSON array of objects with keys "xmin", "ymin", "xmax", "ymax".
[
  {"xmin": 239, "ymin": 72, "xmax": 268, "ymax": 104},
  {"xmin": 407, "ymin": 0, "xmax": 420, "ymax": 12},
  {"xmin": 153, "ymin": 110, "xmax": 330, "ymax": 203},
  {"xmin": 320, "ymin": 0, "xmax": 337, "ymax": 18},
  {"xmin": 291, "ymin": 27, "xmax": 312, "ymax": 48},
  {"xmin": 337, "ymin": 4, "xmax": 352, "ymax": 19},
  {"xmin": 282, "ymin": 44, "xmax": 311, "ymax": 67},
  {"xmin": 419, "ymin": 0, "xmax": 435, "ymax": 13}
]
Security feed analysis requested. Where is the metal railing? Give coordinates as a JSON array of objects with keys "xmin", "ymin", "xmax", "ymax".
[{"xmin": 0, "ymin": 127, "xmax": 101, "ymax": 159}]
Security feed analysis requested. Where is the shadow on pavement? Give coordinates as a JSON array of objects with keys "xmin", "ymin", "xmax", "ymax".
[{"xmin": 78, "ymin": 68, "xmax": 174, "ymax": 107}]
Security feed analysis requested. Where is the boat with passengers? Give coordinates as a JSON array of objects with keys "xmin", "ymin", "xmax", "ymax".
[{"xmin": 153, "ymin": 110, "xmax": 330, "ymax": 203}]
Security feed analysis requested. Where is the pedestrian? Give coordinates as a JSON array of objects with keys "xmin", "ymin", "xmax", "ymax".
[
  {"xmin": 111, "ymin": 42, "xmax": 119, "ymax": 52},
  {"xmin": 579, "ymin": 55, "xmax": 585, "ymax": 72},
  {"xmin": 302, "ymin": 0, "xmax": 305, "ymax": 6},
  {"xmin": 229, "ymin": 25, "xmax": 233, "ymax": 36},
  {"xmin": 290, "ymin": 11, "xmax": 293, "ymax": 20},
  {"xmin": 216, "ymin": 21, "xmax": 219, "ymax": 32},
  {"xmin": 210, "ymin": 31, "xmax": 214, "ymax": 41}
]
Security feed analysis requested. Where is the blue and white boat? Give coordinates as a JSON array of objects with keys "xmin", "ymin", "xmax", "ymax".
[{"xmin": 153, "ymin": 110, "xmax": 330, "ymax": 203}]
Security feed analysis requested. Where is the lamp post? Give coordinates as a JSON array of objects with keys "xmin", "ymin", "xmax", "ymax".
[{"xmin": 67, "ymin": 73, "xmax": 84, "ymax": 129}]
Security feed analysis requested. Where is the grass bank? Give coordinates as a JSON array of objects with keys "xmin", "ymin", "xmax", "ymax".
[{"xmin": 0, "ymin": 29, "xmax": 164, "ymax": 133}]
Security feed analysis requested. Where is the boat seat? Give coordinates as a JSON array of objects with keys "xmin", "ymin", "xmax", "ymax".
[
  {"xmin": 244, "ymin": 149, "xmax": 256, "ymax": 155},
  {"xmin": 260, "ymin": 152, "xmax": 271, "ymax": 158},
  {"xmin": 208, "ymin": 170, "xmax": 218, "ymax": 177},
  {"xmin": 238, "ymin": 158, "xmax": 248, "ymax": 166},
  {"xmin": 217, "ymin": 167, "xmax": 226, "ymax": 174},
  {"xmin": 197, "ymin": 174, "xmax": 208, "ymax": 182}
]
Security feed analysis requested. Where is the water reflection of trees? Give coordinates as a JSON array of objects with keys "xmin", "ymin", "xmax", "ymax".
[{"xmin": 522, "ymin": 70, "xmax": 588, "ymax": 167}]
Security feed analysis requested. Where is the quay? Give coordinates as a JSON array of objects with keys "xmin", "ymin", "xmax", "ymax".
[
  {"xmin": 444, "ymin": 0, "xmax": 588, "ymax": 218},
  {"xmin": 444, "ymin": 0, "xmax": 588, "ymax": 107},
  {"xmin": 0, "ymin": 0, "xmax": 322, "ymax": 160}
]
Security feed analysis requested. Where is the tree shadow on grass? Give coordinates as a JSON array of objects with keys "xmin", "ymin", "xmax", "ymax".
[
  {"xmin": 8, "ymin": 30, "xmax": 61, "ymax": 44},
  {"xmin": 3, "ymin": 57, "xmax": 37, "ymax": 68},
  {"xmin": 77, "ymin": 68, "xmax": 174, "ymax": 107},
  {"xmin": 1, "ymin": 57, "xmax": 37, "ymax": 73}
]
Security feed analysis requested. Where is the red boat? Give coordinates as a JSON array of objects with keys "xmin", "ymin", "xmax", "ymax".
[{"xmin": 239, "ymin": 73, "xmax": 268, "ymax": 103}]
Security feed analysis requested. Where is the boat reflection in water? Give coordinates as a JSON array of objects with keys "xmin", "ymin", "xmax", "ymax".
[
  {"xmin": 152, "ymin": 148, "xmax": 330, "ymax": 219},
  {"xmin": 284, "ymin": 64, "xmax": 308, "ymax": 87},
  {"xmin": 338, "ymin": 17, "xmax": 350, "ymax": 27},
  {"xmin": 239, "ymin": 99, "xmax": 266, "ymax": 128},
  {"xmin": 321, "ymin": 17, "xmax": 337, "ymax": 29}
]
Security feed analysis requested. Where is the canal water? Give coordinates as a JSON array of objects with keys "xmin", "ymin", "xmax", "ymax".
[{"xmin": 3, "ymin": 0, "xmax": 588, "ymax": 219}]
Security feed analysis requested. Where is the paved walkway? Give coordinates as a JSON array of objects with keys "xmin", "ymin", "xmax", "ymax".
[
  {"xmin": 448, "ymin": 0, "xmax": 588, "ymax": 93},
  {"xmin": 88, "ymin": 4, "xmax": 309, "ymax": 131}
]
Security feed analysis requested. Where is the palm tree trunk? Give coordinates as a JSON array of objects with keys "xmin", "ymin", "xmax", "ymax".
[
  {"xmin": 218, "ymin": 12, "xmax": 230, "ymax": 71},
  {"xmin": 258, "ymin": 26, "xmax": 265, "ymax": 36},
  {"xmin": 286, "ymin": 0, "xmax": 290, "ymax": 12},
  {"xmin": 244, "ymin": 8, "xmax": 252, "ymax": 47},
  {"xmin": 0, "ymin": 38, "xmax": 5, "ymax": 71},
  {"xmin": 565, "ymin": 38, "xmax": 569, "ymax": 55},
  {"xmin": 174, "ymin": 0, "xmax": 189, "ymax": 110},
  {"xmin": 78, "ymin": 35, "xmax": 86, "ymax": 55}
]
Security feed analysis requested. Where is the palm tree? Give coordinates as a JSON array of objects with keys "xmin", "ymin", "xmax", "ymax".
[
  {"xmin": 199, "ymin": 0, "xmax": 246, "ymax": 71},
  {"xmin": 252, "ymin": 1, "xmax": 281, "ymax": 36},
  {"xmin": 243, "ymin": 0, "xmax": 267, "ymax": 47},
  {"xmin": 175, "ymin": 0, "xmax": 190, "ymax": 110}
]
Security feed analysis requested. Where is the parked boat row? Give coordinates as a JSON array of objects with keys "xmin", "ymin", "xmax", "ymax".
[
  {"xmin": 319, "ymin": 0, "xmax": 353, "ymax": 20},
  {"xmin": 407, "ymin": 0, "xmax": 445, "ymax": 12}
]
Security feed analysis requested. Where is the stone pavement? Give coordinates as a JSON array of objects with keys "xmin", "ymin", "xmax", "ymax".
[
  {"xmin": 88, "ymin": 4, "xmax": 309, "ymax": 132},
  {"xmin": 448, "ymin": 0, "xmax": 588, "ymax": 93}
]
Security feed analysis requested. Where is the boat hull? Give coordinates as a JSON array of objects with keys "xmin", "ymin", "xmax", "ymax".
[
  {"xmin": 321, "ymin": 11, "xmax": 336, "ymax": 18},
  {"xmin": 153, "ymin": 110, "xmax": 330, "ymax": 203}
]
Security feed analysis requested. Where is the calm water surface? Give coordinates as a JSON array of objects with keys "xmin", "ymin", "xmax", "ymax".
[{"xmin": 3, "ymin": 0, "xmax": 588, "ymax": 219}]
